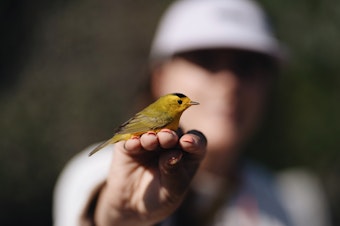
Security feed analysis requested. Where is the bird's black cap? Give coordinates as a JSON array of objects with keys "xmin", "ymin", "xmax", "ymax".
[{"xmin": 172, "ymin": 93, "xmax": 187, "ymax": 98}]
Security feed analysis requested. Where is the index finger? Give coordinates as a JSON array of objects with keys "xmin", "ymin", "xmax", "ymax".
[
  {"xmin": 158, "ymin": 129, "xmax": 207, "ymax": 176},
  {"xmin": 180, "ymin": 130, "xmax": 207, "ymax": 156}
]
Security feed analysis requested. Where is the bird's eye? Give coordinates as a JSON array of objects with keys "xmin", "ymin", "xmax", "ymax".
[{"xmin": 177, "ymin": 100, "xmax": 183, "ymax": 104}]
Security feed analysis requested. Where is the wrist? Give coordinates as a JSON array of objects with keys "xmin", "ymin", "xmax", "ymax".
[{"xmin": 93, "ymin": 186, "xmax": 157, "ymax": 226}]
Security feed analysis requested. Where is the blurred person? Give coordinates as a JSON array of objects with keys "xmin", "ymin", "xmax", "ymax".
[{"xmin": 53, "ymin": 0, "xmax": 332, "ymax": 225}]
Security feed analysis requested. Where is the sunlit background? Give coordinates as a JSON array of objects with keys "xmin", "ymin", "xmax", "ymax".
[{"xmin": 0, "ymin": 0, "xmax": 339, "ymax": 225}]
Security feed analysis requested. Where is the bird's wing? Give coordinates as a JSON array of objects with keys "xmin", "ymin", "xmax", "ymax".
[{"xmin": 114, "ymin": 112, "xmax": 173, "ymax": 135}]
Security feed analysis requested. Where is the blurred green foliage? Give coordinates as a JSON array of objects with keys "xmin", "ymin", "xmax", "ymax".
[{"xmin": 0, "ymin": 0, "xmax": 339, "ymax": 225}]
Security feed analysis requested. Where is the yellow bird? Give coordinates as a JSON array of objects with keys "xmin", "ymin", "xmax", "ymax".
[{"xmin": 89, "ymin": 93, "xmax": 199, "ymax": 156}]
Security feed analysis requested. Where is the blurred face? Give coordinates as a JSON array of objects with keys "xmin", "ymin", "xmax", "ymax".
[{"xmin": 151, "ymin": 49, "xmax": 276, "ymax": 173}]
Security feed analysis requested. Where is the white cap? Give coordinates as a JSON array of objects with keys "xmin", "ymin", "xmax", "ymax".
[{"xmin": 150, "ymin": 0, "xmax": 283, "ymax": 62}]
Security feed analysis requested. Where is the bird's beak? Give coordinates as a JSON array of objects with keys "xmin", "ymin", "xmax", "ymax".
[{"xmin": 189, "ymin": 101, "xmax": 200, "ymax": 105}]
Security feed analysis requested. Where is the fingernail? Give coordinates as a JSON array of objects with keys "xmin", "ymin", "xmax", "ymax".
[
  {"xmin": 182, "ymin": 136, "xmax": 196, "ymax": 144},
  {"xmin": 146, "ymin": 131, "xmax": 157, "ymax": 135},
  {"xmin": 160, "ymin": 128, "xmax": 173, "ymax": 133},
  {"xmin": 187, "ymin": 130, "xmax": 207, "ymax": 146},
  {"xmin": 168, "ymin": 152, "xmax": 183, "ymax": 165},
  {"xmin": 160, "ymin": 128, "xmax": 177, "ymax": 138},
  {"xmin": 131, "ymin": 135, "xmax": 140, "ymax": 140},
  {"xmin": 168, "ymin": 156, "xmax": 179, "ymax": 165}
]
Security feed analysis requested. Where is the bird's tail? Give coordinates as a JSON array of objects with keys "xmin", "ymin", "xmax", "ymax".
[
  {"xmin": 88, "ymin": 138, "xmax": 114, "ymax": 156},
  {"xmin": 88, "ymin": 134, "xmax": 134, "ymax": 156}
]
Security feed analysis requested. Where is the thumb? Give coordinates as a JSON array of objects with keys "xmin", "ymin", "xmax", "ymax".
[{"xmin": 158, "ymin": 130, "xmax": 207, "ymax": 196}]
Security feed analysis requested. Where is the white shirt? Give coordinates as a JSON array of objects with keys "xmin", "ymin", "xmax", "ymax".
[{"xmin": 53, "ymin": 144, "xmax": 331, "ymax": 226}]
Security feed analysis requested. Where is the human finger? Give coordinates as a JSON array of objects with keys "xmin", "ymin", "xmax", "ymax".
[
  {"xmin": 180, "ymin": 130, "xmax": 207, "ymax": 156},
  {"xmin": 140, "ymin": 132, "xmax": 159, "ymax": 151},
  {"xmin": 157, "ymin": 129, "xmax": 179, "ymax": 149}
]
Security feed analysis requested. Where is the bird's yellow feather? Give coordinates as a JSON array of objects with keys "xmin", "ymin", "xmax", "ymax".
[{"xmin": 89, "ymin": 93, "xmax": 199, "ymax": 156}]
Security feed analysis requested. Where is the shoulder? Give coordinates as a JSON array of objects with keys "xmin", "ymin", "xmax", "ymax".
[
  {"xmin": 232, "ymin": 161, "xmax": 331, "ymax": 226},
  {"xmin": 276, "ymin": 168, "xmax": 332, "ymax": 226},
  {"xmin": 53, "ymin": 143, "xmax": 113, "ymax": 226}
]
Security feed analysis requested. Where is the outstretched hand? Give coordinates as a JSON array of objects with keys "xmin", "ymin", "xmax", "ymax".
[{"xmin": 94, "ymin": 129, "xmax": 207, "ymax": 226}]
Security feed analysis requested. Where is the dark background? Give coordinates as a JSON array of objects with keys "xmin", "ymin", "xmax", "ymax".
[{"xmin": 0, "ymin": 0, "xmax": 339, "ymax": 225}]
